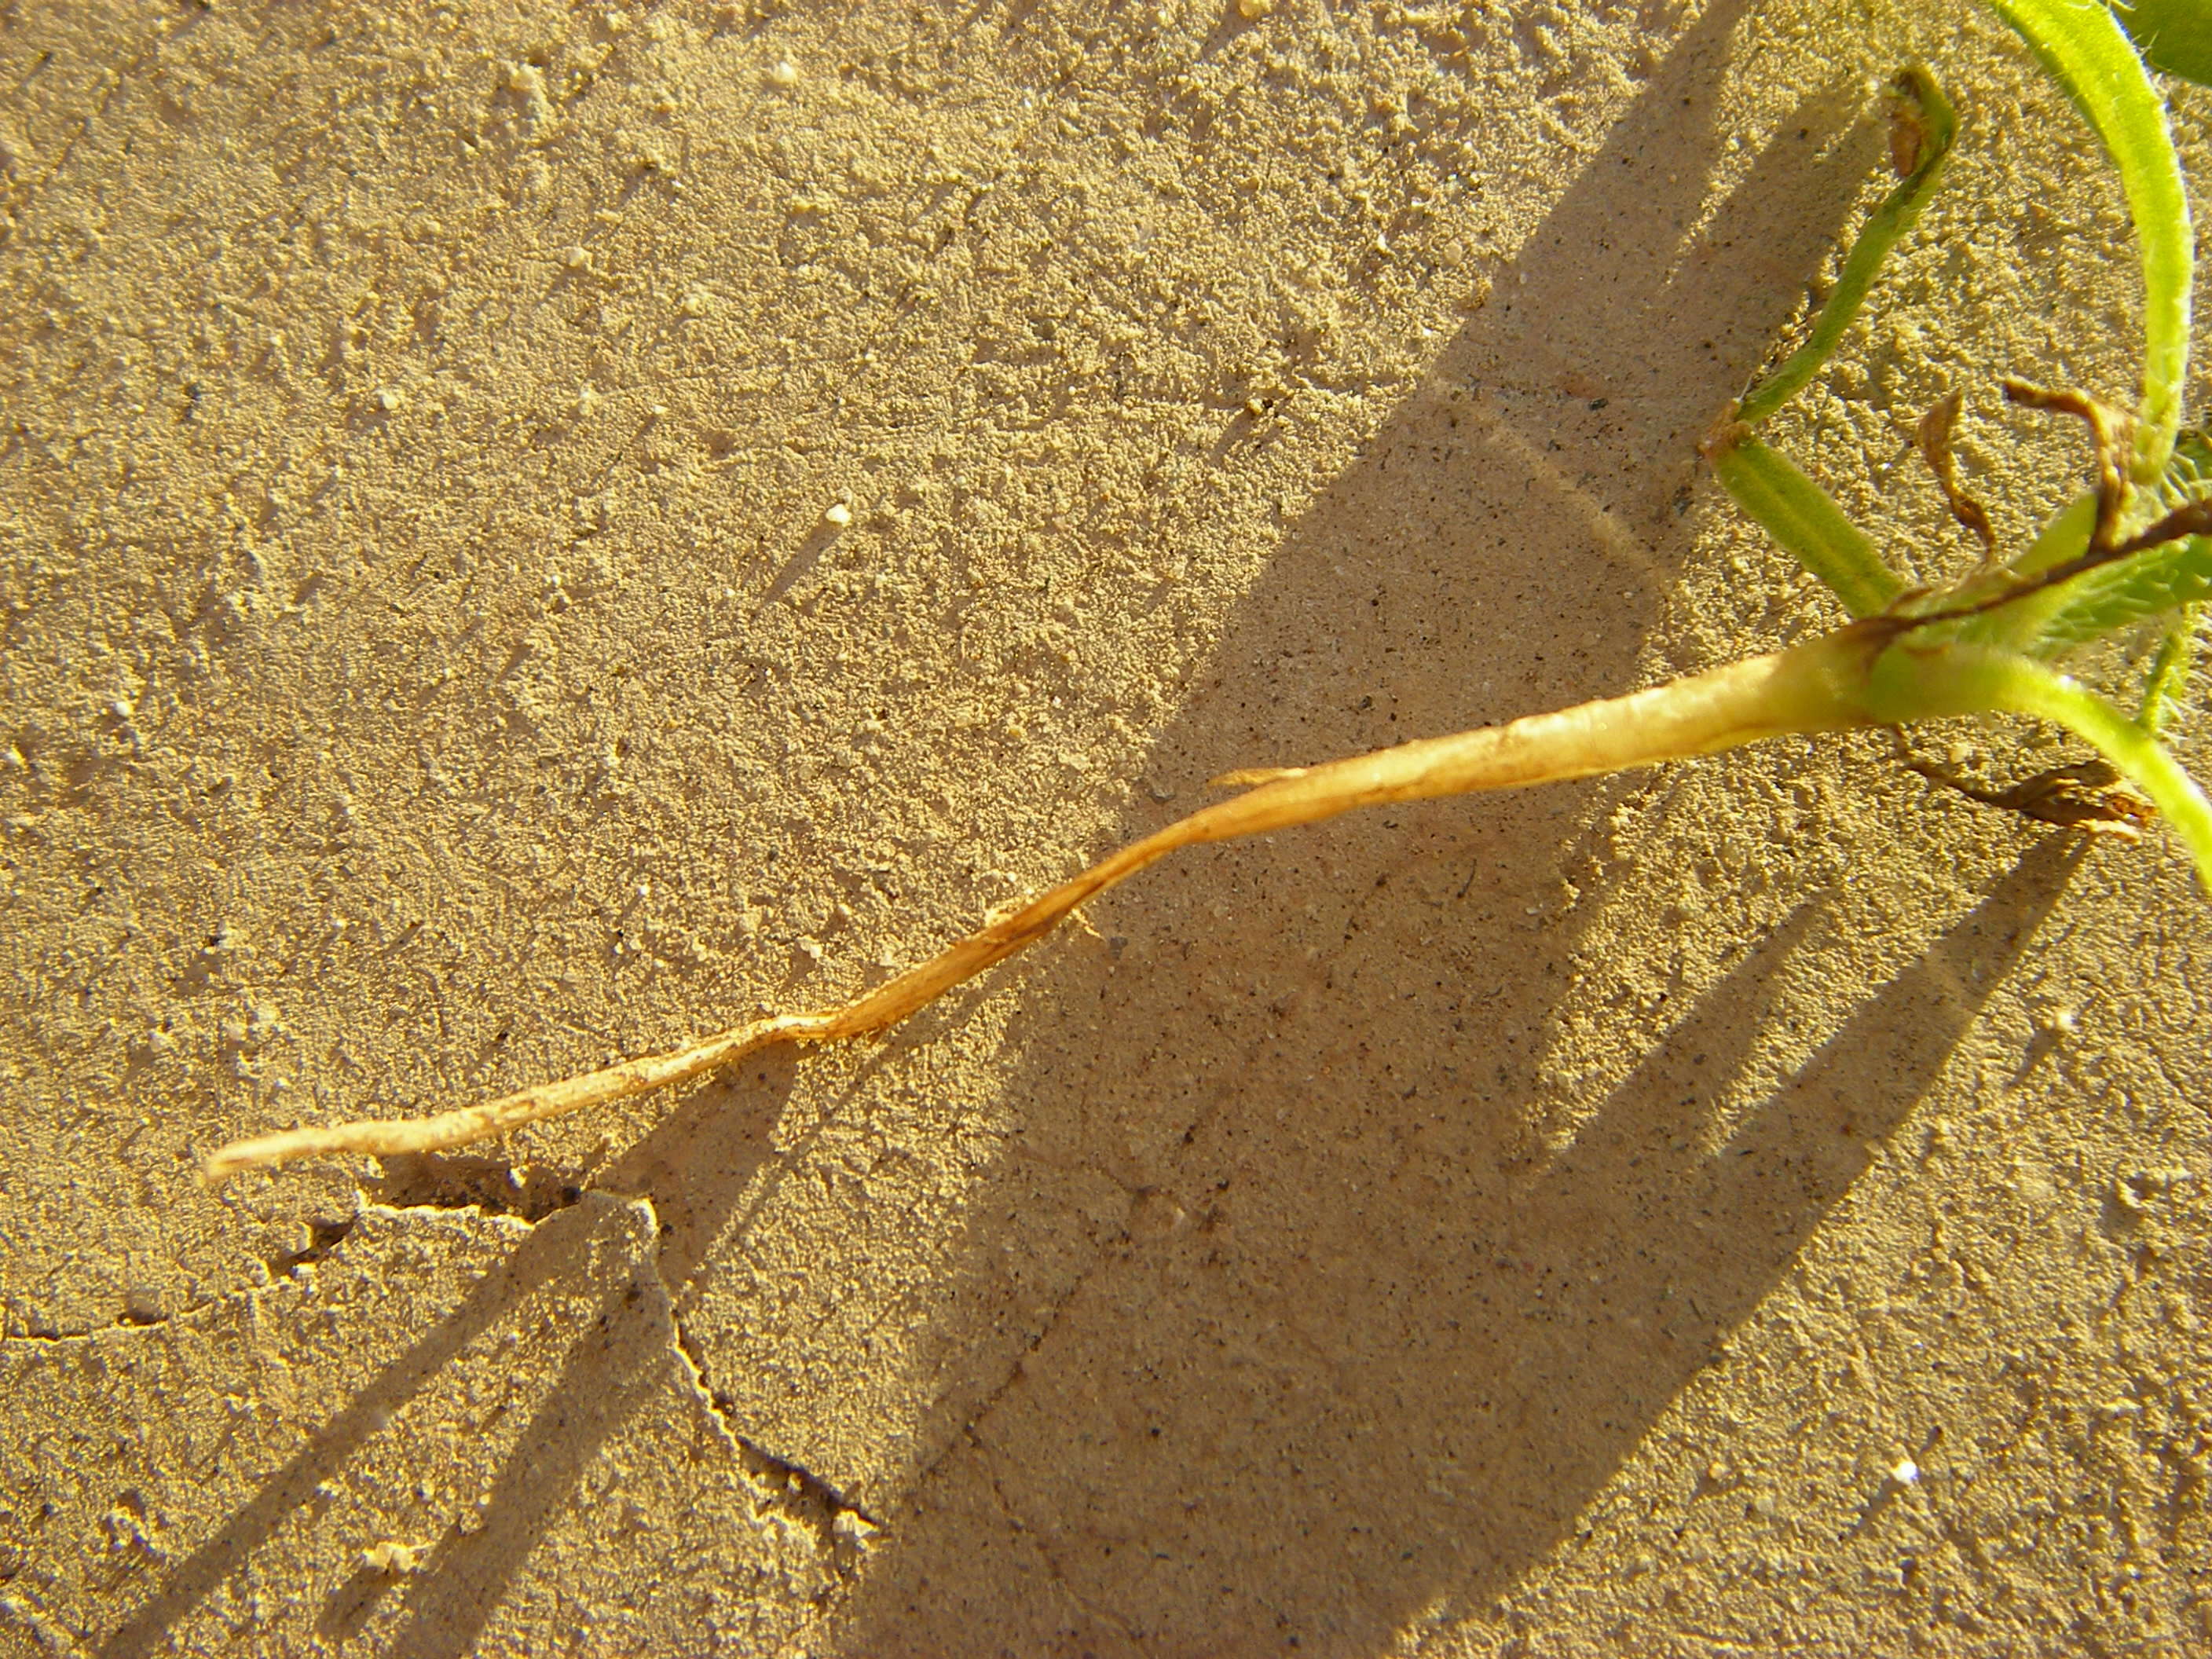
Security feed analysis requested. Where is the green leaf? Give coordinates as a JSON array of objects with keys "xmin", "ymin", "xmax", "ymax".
[
  {"xmin": 2024, "ymin": 527, "xmax": 2212, "ymax": 653},
  {"xmin": 1982, "ymin": 0, "xmax": 2193, "ymax": 484},
  {"xmin": 2114, "ymin": 0, "xmax": 2212, "ymax": 88},
  {"xmin": 1962, "ymin": 434, "xmax": 2212, "ymax": 657}
]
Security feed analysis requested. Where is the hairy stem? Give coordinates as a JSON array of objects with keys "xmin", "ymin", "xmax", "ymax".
[
  {"xmin": 1708, "ymin": 432, "xmax": 1904, "ymax": 618},
  {"xmin": 2139, "ymin": 609, "xmax": 2199, "ymax": 734},
  {"xmin": 1733, "ymin": 67, "xmax": 1955, "ymax": 430}
]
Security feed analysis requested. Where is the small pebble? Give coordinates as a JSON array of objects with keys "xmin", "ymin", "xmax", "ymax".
[{"xmin": 361, "ymin": 1540, "xmax": 427, "ymax": 1574}]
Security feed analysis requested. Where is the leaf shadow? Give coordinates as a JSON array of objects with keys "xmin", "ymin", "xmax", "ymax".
[
  {"xmin": 796, "ymin": 4, "xmax": 2085, "ymax": 1652},
  {"xmin": 825, "ymin": 802, "xmax": 2079, "ymax": 1652}
]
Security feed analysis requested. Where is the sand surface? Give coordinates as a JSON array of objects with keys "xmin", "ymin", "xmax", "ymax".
[{"xmin": 4, "ymin": 1, "xmax": 2211, "ymax": 1653}]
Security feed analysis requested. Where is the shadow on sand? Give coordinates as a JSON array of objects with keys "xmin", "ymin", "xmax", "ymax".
[{"xmin": 107, "ymin": 5, "xmax": 2087, "ymax": 1654}]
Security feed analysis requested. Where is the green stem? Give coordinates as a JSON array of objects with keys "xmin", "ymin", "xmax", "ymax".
[
  {"xmin": 1874, "ymin": 642, "xmax": 2212, "ymax": 887},
  {"xmin": 2138, "ymin": 609, "xmax": 2199, "ymax": 734},
  {"xmin": 1734, "ymin": 67, "xmax": 1956, "ymax": 429},
  {"xmin": 1708, "ymin": 433, "xmax": 1905, "ymax": 618},
  {"xmin": 1979, "ymin": 0, "xmax": 2192, "ymax": 483}
]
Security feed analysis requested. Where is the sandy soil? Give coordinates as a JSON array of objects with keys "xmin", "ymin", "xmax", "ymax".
[{"xmin": 3, "ymin": 0, "xmax": 2210, "ymax": 1653}]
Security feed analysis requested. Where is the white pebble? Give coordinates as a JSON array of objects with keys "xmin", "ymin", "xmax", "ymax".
[
  {"xmin": 824, "ymin": 503, "xmax": 852, "ymax": 527},
  {"xmin": 768, "ymin": 59, "xmax": 800, "ymax": 88},
  {"xmin": 361, "ymin": 1540, "xmax": 427, "ymax": 1574}
]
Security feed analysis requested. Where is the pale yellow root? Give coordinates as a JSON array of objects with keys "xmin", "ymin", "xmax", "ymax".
[{"xmin": 202, "ymin": 625, "xmax": 1887, "ymax": 1183}]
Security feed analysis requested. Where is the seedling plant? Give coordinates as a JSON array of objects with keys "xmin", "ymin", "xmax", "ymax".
[{"xmin": 207, "ymin": 0, "xmax": 2212, "ymax": 1184}]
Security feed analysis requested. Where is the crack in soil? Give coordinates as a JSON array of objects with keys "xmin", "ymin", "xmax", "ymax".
[
  {"xmin": 364, "ymin": 1152, "xmax": 586, "ymax": 1221},
  {"xmin": 980, "ymin": 1452, "xmax": 1141, "ymax": 1650},
  {"xmin": 664, "ymin": 1299, "xmax": 884, "ymax": 1571}
]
